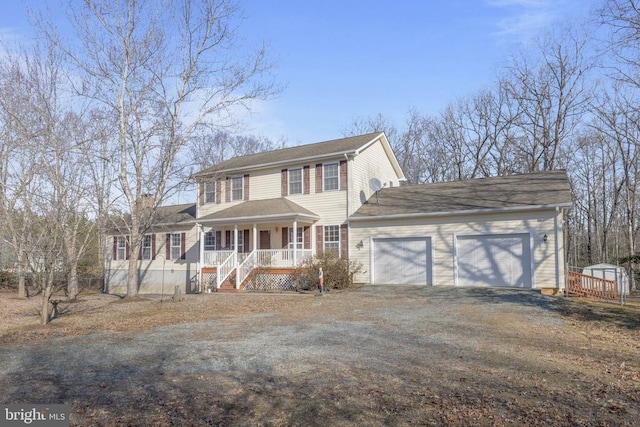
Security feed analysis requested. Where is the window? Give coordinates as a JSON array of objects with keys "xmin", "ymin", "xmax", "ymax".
[
  {"xmin": 142, "ymin": 234, "xmax": 152, "ymax": 260},
  {"xmin": 324, "ymin": 225, "xmax": 340, "ymax": 254},
  {"xmin": 231, "ymin": 176, "xmax": 243, "ymax": 201},
  {"xmin": 204, "ymin": 231, "xmax": 216, "ymax": 251},
  {"xmin": 116, "ymin": 236, "xmax": 127, "ymax": 260},
  {"xmin": 323, "ymin": 163, "xmax": 339, "ymax": 191},
  {"xmin": 229, "ymin": 230, "xmax": 248, "ymax": 252},
  {"xmin": 288, "ymin": 227, "xmax": 304, "ymax": 249},
  {"xmin": 170, "ymin": 233, "xmax": 182, "ymax": 260},
  {"xmin": 204, "ymin": 181, "xmax": 216, "ymax": 203},
  {"xmin": 288, "ymin": 168, "xmax": 303, "ymax": 195}
]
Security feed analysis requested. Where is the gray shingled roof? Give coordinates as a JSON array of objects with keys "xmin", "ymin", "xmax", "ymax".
[
  {"xmin": 198, "ymin": 198, "xmax": 320, "ymax": 223},
  {"xmin": 193, "ymin": 132, "xmax": 382, "ymax": 177},
  {"xmin": 106, "ymin": 203, "xmax": 196, "ymax": 232},
  {"xmin": 351, "ymin": 170, "xmax": 572, "ymax": 219},
  {"xmin": 155, "ymin": 203, "xmax": 197, "ymax": 224}
]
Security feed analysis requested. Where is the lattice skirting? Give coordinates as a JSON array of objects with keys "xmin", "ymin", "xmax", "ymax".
[
  {"xmin": 245, "ymin": 272, "xmax": 296, "ymax": 291},
  {"xmin": 202, "ymin": 272, "xmax": 218, "ymax": 292}
]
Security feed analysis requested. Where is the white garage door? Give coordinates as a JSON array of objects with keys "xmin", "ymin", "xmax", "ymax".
[
  {"xmin": 373, "ymin": 238, "xmax": 432, "ymax": 285},
  {"xmin": 457, "ymin": 234, "xmax": 531, "ymax": 288}
]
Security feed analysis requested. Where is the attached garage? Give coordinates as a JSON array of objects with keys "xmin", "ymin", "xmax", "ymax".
[
  {"xmin": 373, "ymin": 237, "xmax": 433, "ymax": 285},
  {"xmin": 456, "ymin": 234, "xmax": 532, "ymax": 288}
]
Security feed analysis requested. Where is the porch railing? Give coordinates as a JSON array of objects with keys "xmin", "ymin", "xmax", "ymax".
[
  {"xmin": 256, "ymin": 249, "xmax": 313, "ymax": 267},
  {"xmin": 216, "ymin": 251, "xmax": 236, "ymax": 289},
  {"xmin": 204, "ymin": 250, "xmax": 234, "ymax": 267},
  {"xmin": 237, "ymin": 250, "xmax": 258, "ymax": 288},
  {"xmin": 567, "ymin": 270, "xmax": 619, "ymax": 301}
]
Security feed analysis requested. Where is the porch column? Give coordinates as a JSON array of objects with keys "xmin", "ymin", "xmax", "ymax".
[
  {"xmin": 292, "ymin": 219, "xmax": 298, "ymax": 266},
  {"xmin": 253, "ymin": 223, "xmax": 257, "ymax": 252},
  {"xmin": 233, "ymin": 224, "xmax": 238, "ymax": 266},
  {"xmin": 198, "ymin": 223, "xmax": 204, "ymax": 293}
]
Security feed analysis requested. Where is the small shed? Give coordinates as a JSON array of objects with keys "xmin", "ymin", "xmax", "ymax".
[{"xmin": 581, "ymin": 263, "xmax": 629, "ymax": 295}]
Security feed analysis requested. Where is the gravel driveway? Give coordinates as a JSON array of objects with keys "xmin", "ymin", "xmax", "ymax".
[{"xmin": 1, "ymin": 286, "xmax": 639, "ymax": 426}]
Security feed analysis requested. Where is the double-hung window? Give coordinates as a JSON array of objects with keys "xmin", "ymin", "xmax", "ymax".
[
  {"xmin": 170, "ymin": 233, "xmax": 182, "ymax": 260},
  {"xmin": 204, "ymin": 231, "xmax": 216, "ymax": 251},
  {"xmin": 116, "ymin": 236, "xmax": 127, "ymax": 260},
  {"xmin": 323, "ymin": 225, "xmax": 340, "ymax": 254},
  {"xmin": 231, "ymin": 176, "xmax": 243, "ymax": 201},
  {"xmin": 323, "ymin": 162, "xmax": 339, "ymax": 191},
  {"xmin": 141, "ymin": 234, "xmax": 152, "ymax": 260},
  {"xmin": 204, "ymin": 181, "xmax": 216, "ymax": 203},
  {"xmin": 288, "ymin": 226, "xmax": 304, "ymax": 249},
  {"xmin": 288, "ymin": 168, "xmax": 303, "ymax": 195}
]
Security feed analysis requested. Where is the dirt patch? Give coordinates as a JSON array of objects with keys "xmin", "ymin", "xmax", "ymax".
[{"xmin": 1, "ymin": 286, "xmax": 639, "ymax": 426}]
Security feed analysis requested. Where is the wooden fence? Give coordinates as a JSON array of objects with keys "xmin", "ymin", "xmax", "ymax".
[{"xmin": 567, "ymin": 270, "xmax": 619, "ymax": 301}]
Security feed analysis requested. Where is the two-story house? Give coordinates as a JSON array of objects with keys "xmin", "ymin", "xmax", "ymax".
[{"xmin": 104, "ymin": 132, "xmax": 572, "ymax": 294}]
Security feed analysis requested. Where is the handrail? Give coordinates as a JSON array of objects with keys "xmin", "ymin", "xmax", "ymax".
[
  {"xmin": 567, "ymin": 270, "xmax": 618, "ymax": 300},
  {"xmin": 203, "ymin": 250, "xmax": 234, "ymax": 266},
  {"xmin": 237, "ymin": 250, "xmax": 257, "ymax": 288},
  {"xmin": 217, "ymin": 252, "xmax": 237, "ymax": 289}
]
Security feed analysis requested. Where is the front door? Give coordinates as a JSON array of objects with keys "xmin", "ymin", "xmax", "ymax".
[{"xmin": 259, "ymin": 230, "xmax": 271, "ymax": 249}]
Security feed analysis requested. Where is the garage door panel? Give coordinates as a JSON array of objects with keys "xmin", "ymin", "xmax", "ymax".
[
  {"xmin": 374, "ymin": 238, "xmax": 432, "ymax": 285},
  {"xmin": 457, "ymin": 234, "xmax": 531, "ymax": 288}
]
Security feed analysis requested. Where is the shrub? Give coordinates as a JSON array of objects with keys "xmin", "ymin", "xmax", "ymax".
[
  {"xmin": 293, "ymin": 252, "xmax": 362, "ymax": 291},
  {"xmin": 0, "ymin": 270, "xmax": 17, "ymax": 289}
]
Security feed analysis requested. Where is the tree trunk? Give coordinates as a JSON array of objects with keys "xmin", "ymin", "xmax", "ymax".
[
  {"xmin": 41, "ymin": 272, "xmax": 54, "ymax": 325},
  {"xmin": 67, "ymin": 263, "xmax": 78, "ymax": 300}
]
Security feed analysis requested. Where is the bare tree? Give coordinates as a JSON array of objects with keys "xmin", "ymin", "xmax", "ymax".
[
  {"xmin": 504, "ymin": 28, "xmax": 593, "ymax": 172},
  {"xmin": 38, "ymin": 0, "xmax": 277, "ymax": 297}
]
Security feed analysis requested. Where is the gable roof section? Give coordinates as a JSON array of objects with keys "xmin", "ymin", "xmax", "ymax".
[
  {"xmin": 198, "ymin": 198, "xmax": 320, "ymax": 224},
  {"xmin": 351, "ymin": 170, "xmax": 572, "ymax": 220},
  {"xmin": 106, "ymin": 203, "xmax": 196, "ymax": 233},
  {"xmin": 193, "ymin": 132, "xmax": 401, "ymax": 177}
]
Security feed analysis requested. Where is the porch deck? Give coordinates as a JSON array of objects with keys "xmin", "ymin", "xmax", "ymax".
[{"xmin": 202, "ymin": 249, "xmax": 313, "ymax": 291}]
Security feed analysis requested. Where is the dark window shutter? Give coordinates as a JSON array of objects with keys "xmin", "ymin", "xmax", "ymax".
[
  {"xmin": 315, "ymin": 164, "xmax": 323, "ymax": 193},
  {"xmin": 304, "ymin": 226, "xmax": 311, "ymax": 249},
  {"xmin": 281, "ymin": 169, "xmax": 288, "ymax": 196},
  {"xmin": 340, "ymin": 160, "xmax": 347, "ymax": 191},
  {"xmin": 340, "ymin": 224, "xmax": 348, "ymax": 259},
  {"xmin": 152, "ymin": 234, "xmax": 156, "ymax": 260},
  {"xmin": 303, "ymin": 166, "xmax": 310, "ymax": 194},
  {"xmin": 244, "ymin": 174, "xmax": 250, "ymax": 201},
  {"xmin": 113, "ymin": 236, "xmax": 117, "ymax": 260},
  {"xmin": 282, "ymin": 227, "xmax": 288, "ymax": 249},
  {"xmin": 166, "ymin": 233, "xmax": 171, "ymax": 259},
  {"xmin": 215, "ymin": 231, "xmax": 222, "ymax": 250},
  {"xmin": 225, "ymin": 177, "xmax": 230, "ymax": 202},
  {"xmin": 198, "ymin": 181, "xmax": 204, "ymax": 206},
  {"xmin": 216, "ymin": 180, "xmax": 222, "ymax": 204},
  {"xmin": 125, "ymin": 236, "xmax": 130, "ymax": 260},
  {"xmin": 138, "ymin": 238, "xmax": 142, "ymax": 260},
  {"xmin": 181, "ymin": 232, "xmax": 186, "ymax": 260},
  {"xmin": 225, "ymin": 230, "xmax": 231, "ymax": 249},
  {"xmin": 243, "ymin": 230, "xmax": 250, "ymax": 252},
  {"xmin": 316, "ymin": 226, "xmax": 323, "ymax": 255}
]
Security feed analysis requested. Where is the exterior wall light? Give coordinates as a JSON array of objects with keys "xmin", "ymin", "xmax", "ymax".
[{"xmin": 543, "ymin": 234, "xmax": 548, "ymax": 242}]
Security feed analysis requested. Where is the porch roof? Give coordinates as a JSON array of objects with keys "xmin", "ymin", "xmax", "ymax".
[{"xmin": 197, "ymin": 198, "xmax": 320, "ymax": 225}]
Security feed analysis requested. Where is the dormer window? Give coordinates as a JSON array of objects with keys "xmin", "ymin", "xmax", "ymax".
[
  {"xmin": 230, "ymin": 176, "xmax": 243, "ymax": 201},
  {"xmin": 323, "ymin": 162, "xmax": 339, "ymax": 191},
  {"xmin": 288, "ymin": 168, "xmax": 303, "ymax": 195}
]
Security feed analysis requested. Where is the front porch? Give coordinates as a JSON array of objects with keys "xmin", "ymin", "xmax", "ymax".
[{"xmin": 201, "ymin": 249, "xmax": 313, "ymax": 292}]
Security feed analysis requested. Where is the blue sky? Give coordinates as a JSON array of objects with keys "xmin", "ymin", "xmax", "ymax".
[{"xmin": 1, "ymin": 0, "xmax": 599, "ymax": 145}]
